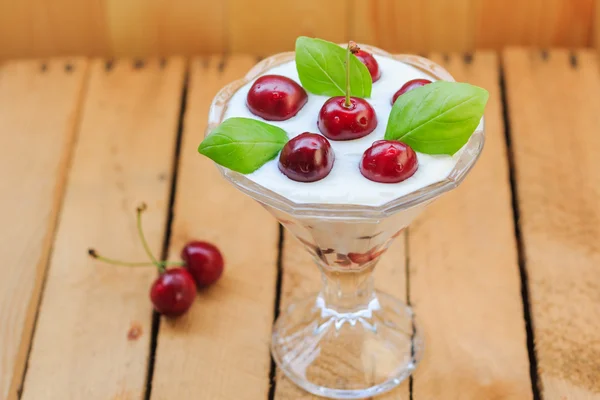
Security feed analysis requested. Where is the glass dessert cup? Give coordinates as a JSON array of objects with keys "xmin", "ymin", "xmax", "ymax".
[{"xmin": 206, "ymin": 45, "xmax": 485, "ymax": 399}]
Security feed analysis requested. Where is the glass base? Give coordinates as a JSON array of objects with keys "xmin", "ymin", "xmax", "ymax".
[{"xmin": 272, "ymin": 291, "xmax": 423, "ymax": 399}]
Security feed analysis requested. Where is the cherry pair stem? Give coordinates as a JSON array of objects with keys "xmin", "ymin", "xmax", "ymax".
[
  {"xmin": 88, "ymin": 203, "xmax": 184, "ymax": 273},
  {"xmin": 89, "ymin": 252, "xmax": 185, "ymax": 270}
]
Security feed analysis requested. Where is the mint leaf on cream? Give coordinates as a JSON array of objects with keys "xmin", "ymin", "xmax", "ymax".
[
  {"xmin": 198, "ymin": 117, "xmax": 288, "ymax": 174},
  {"xmin": 385, "ymin": 81, "xmax": 489, "ymax": 155},
  {"xmin": 295, "ymin": 37, "xmax": 372, "ymax": 98}
]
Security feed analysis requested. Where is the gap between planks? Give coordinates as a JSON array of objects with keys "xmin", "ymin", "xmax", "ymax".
[
  {"xmin": 144, "ymin": 62, "xmax": 191, "ymax": 400},
  {"xmin": 499, "ymin": 54, "xmax": 543, "ymax": 400},
  {"xmin": 149, "ymin": 55, "xmax": 281, "ymax": 400},
  {"xmin": 268, "ymin": 224, "xmax": 285, "ymax": 400},
  {"xmin": 400, "ymin": 52, "xmax": 532, "ymax": 400},
  {"xmin": 20, "ymin": 58, "xmax": 186, "ymax": 400},
  {"xmin": 0, "ymin": 58, "xmax": 89, "ymax": 400},
  {"xmin": 16, "ymin": 59, "xmax": 93, "ymax": 400},
  {"xmin": 503, "ymin": 48, "xmax": 600, "ymax": 400}
]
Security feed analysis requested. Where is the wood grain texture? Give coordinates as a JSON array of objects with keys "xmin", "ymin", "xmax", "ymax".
[
  {"xmin": 351, "ymin": 0, "xmax": 475, "ymax": 53},
  {"xmin": 273, "ymin": 234, "xmax": 409, "ymax": 399},
  {"xmin": 475, "ymin": 0, "xmax": 594, "ymax": 49},
  {"xmin": 0, "ymin": 0, "xmax": 223, "ymax": 59},
  {"xmin": 595, "ymin": 0, "xmax": 600, "ymax": 50},
  {"xmin": 0, "ymin": 0, "xmax": 110, "ymax": 59},
  {"xmin": 409, "ymin": 52, "xmax": 533, "ymax": 399},
  {"xmin": 0, "ymin": 0, "xmax": 597, "ymax": 58},
  {"xmin": 105, "ymin": 0, "xmax": 225, "ymax": 56},
  {"xmin": 504, "ymin": 48, "xmax": 600, "ymax": 400},
  {"xmin": 150, "ymin": 56, "xmax": 280, "ymax": 400},
  {"xmin": 21, "ymin": 58, "xmax": 185, "ymax": 400},
  {"xmin": 227, "ymin": 0, "xmax": 349, "ymax": 55},
  {"xmin": 0, "ymin": 58, "xmax": 88, "ymax": 400}
]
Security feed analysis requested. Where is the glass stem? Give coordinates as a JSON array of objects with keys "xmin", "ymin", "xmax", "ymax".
[{"xmin": 319, "ymin": 265, "xmax": 377, "ymax": 313}]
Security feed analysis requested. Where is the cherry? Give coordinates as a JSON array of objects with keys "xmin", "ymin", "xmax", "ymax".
[
  {"xmin": 246, "ymin": 75, "xmax": 308, "ymax": 121},
  {"xmin": 318, "ymin": 41, "xmax": 378, "ymax": 141},
  {"xmin": 150, "ymin": 268, "xmax": 196, "ymax": 317},
  {"xmin": 181, "ymin": 241, "xmax": 224, "ymax": 287},
  {"xmin": 360, "ymin": 140, "xmax": 418, "ymax": 183},
  {"xmin": 351, "ymin": 44, "xmax": 381, "ymax": 82},
  {"xmin": 278, "ymin": 133, "xmax": 334, "ymax": 182},
  {"xmin": 392, "ymin": 78, "xmax": 432, "ymax": 105},
  {"xmin": 318, "ymin": 97, "xmax": 377, "ymax": 140}
]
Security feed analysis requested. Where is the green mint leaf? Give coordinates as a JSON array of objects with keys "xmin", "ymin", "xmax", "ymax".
[
  {"xmin": 295, "ymin": 36, "xmax": 372, "ymax": 97},
  {"xmin": 198, "ymin": 117, "xmax": 288, "ymax": 174},
  {"xmin": 385, "ymin": 81, "xmax": 489, "ymax": 155}
]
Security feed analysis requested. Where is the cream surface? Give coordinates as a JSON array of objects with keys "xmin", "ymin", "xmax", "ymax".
[{"xmin": 222, "ymin": 55, "xmax": 461, "ymax": 206}]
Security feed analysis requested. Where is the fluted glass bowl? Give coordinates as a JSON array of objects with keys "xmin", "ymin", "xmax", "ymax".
[{"xmin": 204, "ymin": 44, "xmax": 485, "ymax": 399}]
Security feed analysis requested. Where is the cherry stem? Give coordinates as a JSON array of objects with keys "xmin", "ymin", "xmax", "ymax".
[
  {"xmin": 88, "ymin": 249, "xmax": 185, "ymax": 268},
  {"xmin": 344, "ymin": 41, "xmax": 353, "ymax": 108},
  {"xmin": 136, "ymin": 203, "xmax": 165, "ymax": 273}
]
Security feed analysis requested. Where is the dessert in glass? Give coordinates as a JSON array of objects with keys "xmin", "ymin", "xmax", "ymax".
[{"xmin": 200, "ymin": 37, "xmax": 487, "ymax": 399}]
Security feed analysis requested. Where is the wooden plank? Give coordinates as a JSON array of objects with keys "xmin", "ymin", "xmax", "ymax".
[
  {"xmin": 0, "ymin": 0, "xmax": 597, "ymax": 59},
  {"xmin": 0, "ymin": 58, "xmax": 88, "ymax": 400},
  {"xmin": 273, "ymin": 230, "xmax": 409, "ymax": 397},
  {"xmin": 227, "ymin": 0, "xmax": 348, "ymax": 55},
  {"xmin": 536, "ymin": 0, "xmax": 594, "ymax": 47},
  {"xmin": 350, "ymin": 0, "xmax": 475, "ymax": 53},
  {"xmin": 20, "ymin": 58, "xmax": 185, "ymax": 399},
  {"xmin": 0, "ymin": 0, "xmax": 109, "ymax": 59},
  {"xmin": 475, "ymin": 0, "xmax": 594, "ymax": 49},
  {"xmin": 105, "ymin": 0, "xmax": 225, "ymax": 56},
  {"xmin": 0, "ymin": 0, "xmax": 224, "ymax": 59},
  {"xmin": 595, "ymin": 0, "xmax": 600, "ymax": 51},
  {"xmin": 409, "ymin": 52, "xmax": 533, "ymax": 399},
  {"xmin": 504, "ymin": 48, "xmax": 600, "ymax": 400},
  {"xmin": 150, "ymin": 56, "xmax": 280, "ymax": 400}
]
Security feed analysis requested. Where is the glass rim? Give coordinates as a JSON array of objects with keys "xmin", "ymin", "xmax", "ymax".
[{"xmin": 205, "ymin": 44, "xmax": 485, "ymax": 219}]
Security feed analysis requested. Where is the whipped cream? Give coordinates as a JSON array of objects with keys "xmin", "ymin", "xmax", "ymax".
[{"xmin": 222, "ymin": 55, "xmax": 461, "ymax": 206}]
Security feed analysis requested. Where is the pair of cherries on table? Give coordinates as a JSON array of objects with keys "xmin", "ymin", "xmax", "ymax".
[
  {"xmin": 89, "ymin": 204, "xmax": 225, "ymax": 317},
  {"xmin": 246, "ymin": 47, "xmax": 431, "ymax": 184}
]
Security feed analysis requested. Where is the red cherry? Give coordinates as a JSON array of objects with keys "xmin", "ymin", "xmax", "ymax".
[
  {"xmin": 246, "ymin": 75, "xmax": 308, "ymax": 121},
  {"xmin": 318, "ymin": 97, "xmax": 377, "ymax": 141},
  {"xmin": 353, "ymin": 49, "xmax": 381, "ymax": 82},
  {"xmin": 278, "ymin": 133, "xmax": 334, "ymax": 182},
  {"xmin": 392, "ymin": 79, "xmax": 432, "ymax": 105},
  {"xmin": 181, "ymin": 241, "xmax": 224, "ymax": 287},
  {"xmin": 360, "ymin": 140, "xmax": 418, "ymax": 183},
  {"xmin": 150, "ymin": 268, "xmax": 196, "ymax": 317}
]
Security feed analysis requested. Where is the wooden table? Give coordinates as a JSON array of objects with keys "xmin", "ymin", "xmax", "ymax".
[{"xmin": 1, "ymin": 49, "xmax": 598, "ymax": 400}]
